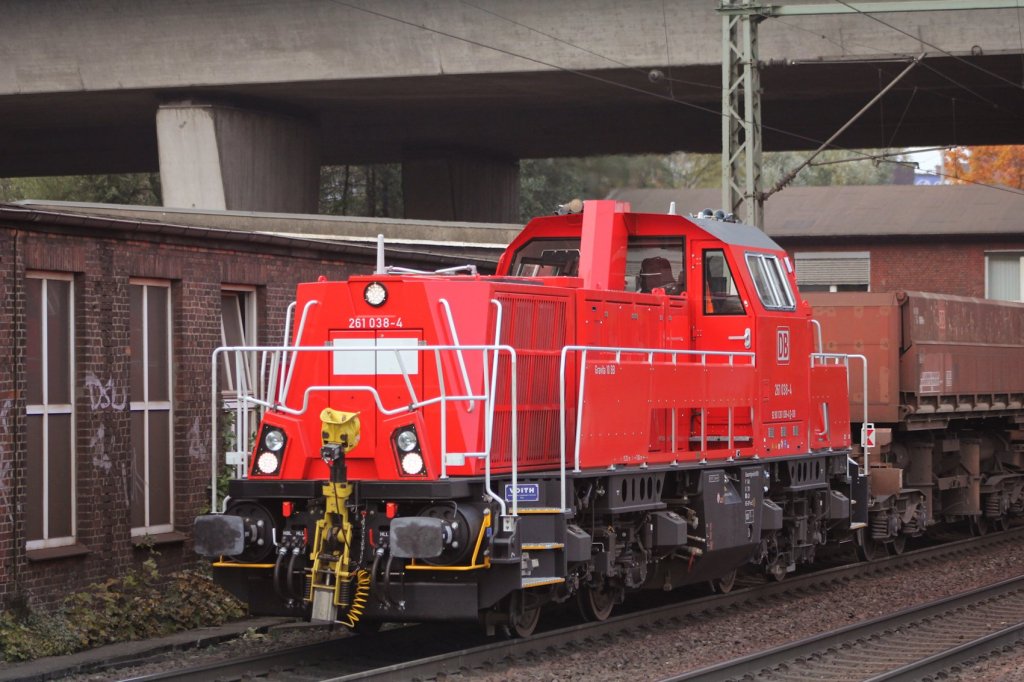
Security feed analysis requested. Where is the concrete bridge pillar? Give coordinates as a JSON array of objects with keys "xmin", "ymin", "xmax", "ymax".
[
  {"xmin": 156, "ymin": 101, "xmax": 319, "ymax": 213},
  {"xmin": 402, "ymin": 154, "xmax": 519, "ymax": 223}
]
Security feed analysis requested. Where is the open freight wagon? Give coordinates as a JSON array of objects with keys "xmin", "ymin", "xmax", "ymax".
[{"xmin": 806, "ymin": 291, "xmax": 1024, "ymax": 556}]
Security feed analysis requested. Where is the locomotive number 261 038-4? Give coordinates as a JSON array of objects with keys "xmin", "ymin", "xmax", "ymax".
[{"xmin": 348, "ymin": 316, "xmax": 404, "ymax": 329}]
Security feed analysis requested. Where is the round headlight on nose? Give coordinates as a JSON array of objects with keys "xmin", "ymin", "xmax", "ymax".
[
  {"xmin": 263, "ymin": 428, "xmax": 286, "ymax": 452},
  {"xmin": 396, "ymin": 429, "xmax": 418, "ymax": 453},
  {"xmin": 364, "ymin": 282, "xmax": 388, "ymax": 307},
  {"xmin": 400, "ymin": 451, "xmax": 425, "ymax": 476},
  {"xmin": 256, "ymin": 452, "xmax": 280, "ymax": 475}
]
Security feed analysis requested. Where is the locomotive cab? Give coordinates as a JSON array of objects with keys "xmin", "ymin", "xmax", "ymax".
[{"xmin": 196, "ymin": 200, "xmax": 862, "ymax": 634}]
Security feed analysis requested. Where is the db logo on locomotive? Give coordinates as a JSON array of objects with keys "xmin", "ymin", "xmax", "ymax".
[{"xmin": 776, "ymin": 327, "xmax": 791, "ymax": 364}]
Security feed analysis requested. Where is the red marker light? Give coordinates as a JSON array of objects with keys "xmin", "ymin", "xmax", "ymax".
[
  {"xmin": 386, "ymin": 502, "xmax": 398, "ymax": 519},
  {"xmin": 282, "ymin": 501, "xmax": 294, "ymax": 518}
]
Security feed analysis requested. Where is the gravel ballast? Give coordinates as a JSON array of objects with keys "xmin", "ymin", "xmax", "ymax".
[{"xmin": 38, "ymin": 536, "xmax": 1024, "ymax": 681}]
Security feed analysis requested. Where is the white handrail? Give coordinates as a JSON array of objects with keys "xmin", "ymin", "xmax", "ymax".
[
  {"xmin": 810, "ymin": 351, "xmax": 870, "ymax": 468},
  {"xmin": 438, "ymin": 298, "xmax": 477, "ymax": 413},
  {"xmin": 280, "ymin": 300, "xmax": 317, "ymax": 405},
  {"xmin": 558, "ymin": 344, "xmax": 757, "ymax": 512},
  {"xmin": 483, "ymin": 300, "xmax": 505, "ymax": 516},
  {"xmin": 272, "ymin": 301, "xmax": 297, "ymax": 405},
  {"xmin": 811, "ymin": 319, "xmax": 823, "ymax": 354},
  {"xmin": 211, "ymin": 342, "xmax": 519, "ymax": 513}
]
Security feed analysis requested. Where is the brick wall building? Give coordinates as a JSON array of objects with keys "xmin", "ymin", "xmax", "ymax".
[{"xmin": 0, "ymin": 204, "xmax": 490, "ymax": 611}]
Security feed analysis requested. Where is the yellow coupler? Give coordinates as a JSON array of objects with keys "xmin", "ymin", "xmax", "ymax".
[
  {"xmin": 308, "ymin": 482, "xmax": 369, "ymax": 626},
  {"xmin": 308, "ymin": 408, "xmax": 368, "ymax": 626}
]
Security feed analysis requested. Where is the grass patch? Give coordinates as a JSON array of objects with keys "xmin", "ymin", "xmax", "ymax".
[{"xmin": 0, "ymin": 559, "xmax": 245, "ymax": 662}]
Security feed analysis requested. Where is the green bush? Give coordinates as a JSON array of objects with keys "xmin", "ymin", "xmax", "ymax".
[{"xmin": 0, "ymin": 559, "xmax": 245, "ymax": 662}]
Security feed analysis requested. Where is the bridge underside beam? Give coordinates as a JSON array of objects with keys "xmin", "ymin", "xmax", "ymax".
[{"xmin": 1, "ymin": 56, "xmax": 1022, "ymax": 179}]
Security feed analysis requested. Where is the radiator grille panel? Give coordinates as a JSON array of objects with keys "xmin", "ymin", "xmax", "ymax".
[{"xmin": 491, "ymin": 293, "xmax": 568, "ymax": 470}]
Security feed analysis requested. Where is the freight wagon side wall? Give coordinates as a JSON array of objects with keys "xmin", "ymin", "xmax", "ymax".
[
  {"xmin": 804, "ymin": 292, "xmax": 901, "ymax": 425},
  {"xmin": 898, "ymin": 292, "xmax": 1024, "ymax": 415}
]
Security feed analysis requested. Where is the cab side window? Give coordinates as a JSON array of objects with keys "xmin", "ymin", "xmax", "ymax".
[
  {"xmin": 703, "ymin": 250, "xmax": 744, "ymax": 315},
  {"xmin": 626, "ymin": 236, "xmax": 685, "ymax": 295},
  {"xmin": 510, "ymin": 238, "xmax": 581, "ymax": 277}
]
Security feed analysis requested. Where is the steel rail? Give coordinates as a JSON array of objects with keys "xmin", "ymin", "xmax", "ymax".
[
  {"xmin": 322, "ymin": 526, "xmax": 1024, "ymax": 682},
  {"xmin": 669, "ymin": 573, "xmax": 1024, "ymax": 681},
  {"xmin": 868, "ymin": 620, "xmax": 1024, "ymax": 681}
]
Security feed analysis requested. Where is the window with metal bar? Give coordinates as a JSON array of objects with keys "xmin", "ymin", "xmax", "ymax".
[
  {"xmin": 986, "ymin": 252, "xmax": 1024, "ymax": 302},
  {"xmin": 219, "ymin": 287, "xmax": 257, "ymax": 399},
  {"xmin": 129, "ymin": 280, "xmax": 174, "ymax": 537},
  {"xmin": 794, "ymin": 252, "xmax": 869, "ymax": 292},
  {"xmin": 25, "ymin": 273, "xmax": 76, "ymax": 550}
]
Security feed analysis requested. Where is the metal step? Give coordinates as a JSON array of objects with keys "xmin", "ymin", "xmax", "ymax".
[
  {"xmin": 521, "ymin": 576, "xmax": 565, "ymax": 589},
  {"xmin": 521, "ymin": 542, "xmax": 564, "ymax": 551},
  {"xmin": 516, "ymin": 507, "xmax": 565, "ymax": 515}
]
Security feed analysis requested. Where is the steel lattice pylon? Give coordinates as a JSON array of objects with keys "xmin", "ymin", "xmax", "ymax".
[{"xmin": 721, "ymin": 0, "xmax": 763, "ymax": 228}]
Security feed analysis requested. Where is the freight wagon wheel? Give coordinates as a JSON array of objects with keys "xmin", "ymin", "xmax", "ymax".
[
  {"xmin": 888, "ymin": 534, "xmax": 906, "ymax": 556},
  {"xmin": 711, "ymin": 569, "xmax": 738, "ymax": 594},
  {"xmin": 577, "ymin": 582, "xmax": 616, "ymax": 622},
  {"xmin": 970, "ymin": 516, "xmax": 989, "ymax": 537},
  {"xmin": 992, "ymin": 515, "xmax": 1009, "ymax": 532}
]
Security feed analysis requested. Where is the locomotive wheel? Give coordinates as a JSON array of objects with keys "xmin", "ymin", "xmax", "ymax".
[
  {"xmin": 767, "ymin": 559, "xmax": 787, "ymax": 582},
  {"xmin": 577, "ymin": 582, "xmax": 616, "ymax": 622},
  {"xmin": 856, "ymin": 529, "xmax": 882, "ymax": 562},
  {"xmin": 507, "ymin": 592, "xmax": 541, "ymax": 638},
  {"xmin": 711, "ymin": 569, "xmax": 738, "ymax": 594}
]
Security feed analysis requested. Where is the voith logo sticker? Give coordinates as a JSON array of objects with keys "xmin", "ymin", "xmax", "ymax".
[
  {"xmin": 505, "ymin": 483, "xmax": 540, "ymax": 502},
  {"xmin": 776, "ymin": 327, "xmax": 791, "ymax": 364}
]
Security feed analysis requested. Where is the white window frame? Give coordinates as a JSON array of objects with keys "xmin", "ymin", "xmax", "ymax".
[
  {"xmin": 984, "ymin": 251, "xmax": 1024, "ymax": 301},
  {"xmin": 746, "ymin": 252, "xmax": 796, "ymax": 311},
  {"xmin": 219, "ymin": 285, "xmax": 258, "ymax": 398},
  {"xmin": 130, "ymin": 278, "xmax": 174, "ymax": 538},
  {"xmin": 25, "ymin": 272, "xmax": 76, "ymax": 550}
]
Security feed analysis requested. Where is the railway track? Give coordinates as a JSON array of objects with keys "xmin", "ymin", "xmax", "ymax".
[
  {"xmin": 670, "ymin": 574, "xmax": 1024, "ymax": 681},
  {"xmin": 109, "ymin": 526, "xmax": 1024, "ymax": 682}
]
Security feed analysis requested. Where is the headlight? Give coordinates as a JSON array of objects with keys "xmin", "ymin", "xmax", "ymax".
[
  {"xmin": 364, "ymin": 282, "xmax": 388, "ymax": 307},
  {"xmin": 263, "ymin": 428, "xmax": 286, "ymax": 452},
  {"xmin": 400, "ymin": 451, "xmax": 425, "ymax": 476},
  {"xmin": 396, "ymin": 429, "xmax": 418, "ymax": 452},
  {"xmin": 256, "ymin": 452, "xmax": 280, "ymax": 475}
]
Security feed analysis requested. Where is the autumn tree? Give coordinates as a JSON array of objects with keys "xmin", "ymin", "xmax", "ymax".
[{"xmin": 943, "ymin": 146, "xmax": 1024, "ymax": 189}]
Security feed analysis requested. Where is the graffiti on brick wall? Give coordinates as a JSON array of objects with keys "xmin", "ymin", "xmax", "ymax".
[
  {"xmin": 90, "ymin": 423, "xmax": 112, "ymax": 473},
  {"xmin": 120, "ymin": 461, "xmax": 130, "ymax": 509},
  {"xmin": 0, "ymin": 400, "xmax": 12, "ymax": 526},
  {"xmin": 85, "ymin": 372, "xmax": 127, "ymax": 411},
  {"xmin": 188, "ymin": 417, "xmax": 207, "ymax": 460}
]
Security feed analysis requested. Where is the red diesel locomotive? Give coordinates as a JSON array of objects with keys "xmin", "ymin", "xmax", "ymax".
[{"xmin": 195, "ymin": 199, "xmax": 868, "ymax": 635}]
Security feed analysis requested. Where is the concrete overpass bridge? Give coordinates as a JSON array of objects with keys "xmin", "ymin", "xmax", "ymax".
[{"xmin": 2, "ymin": 0, "xmax": 1023, "ymax": 220}]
